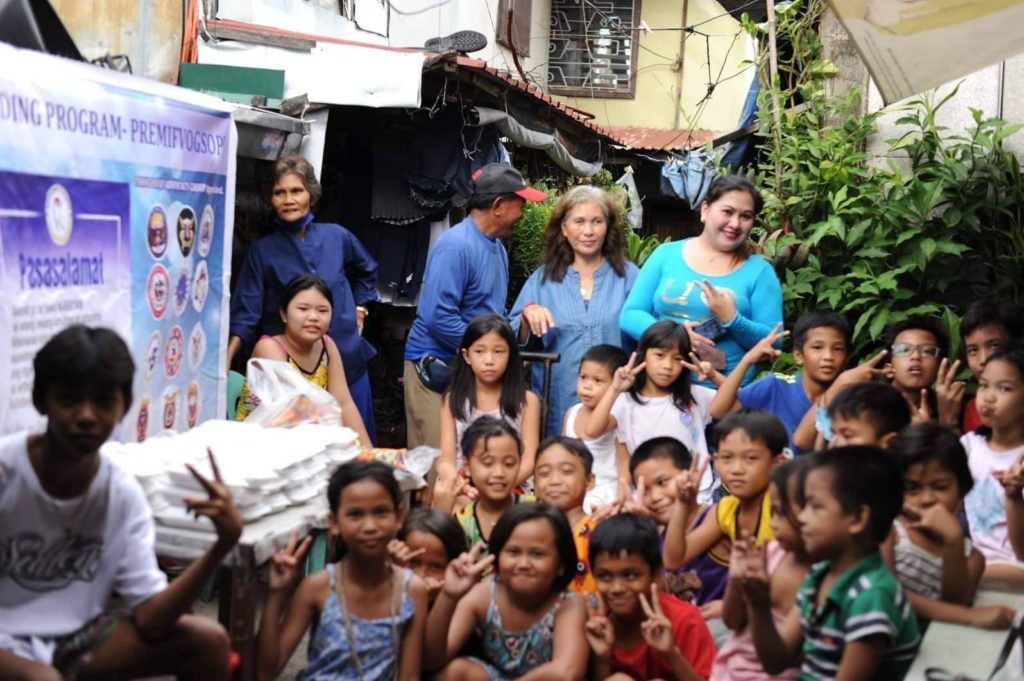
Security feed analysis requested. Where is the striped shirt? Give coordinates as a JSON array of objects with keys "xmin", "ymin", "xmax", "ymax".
[
  {"xmin": 893, "ymin": 520, "xmax": 972, "ymax": 601},
  {"xmin": 797, "ymin": 551, "xmax": 920, "ymax": 680}
]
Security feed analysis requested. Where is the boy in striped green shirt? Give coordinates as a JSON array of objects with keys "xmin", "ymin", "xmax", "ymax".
[{"xmin": 739, "ymin": 446, "xmax": 921, "ymax": 680}]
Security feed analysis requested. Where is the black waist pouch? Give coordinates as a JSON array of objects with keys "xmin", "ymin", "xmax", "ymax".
[{"xmin": 414, "ymin": 354, "xmax": 453, "ymax": 394}]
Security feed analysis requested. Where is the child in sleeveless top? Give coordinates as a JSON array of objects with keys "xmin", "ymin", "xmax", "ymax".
[
  {"xmin": 883, "ymin": 423, "xmax": 1016, "ymax": 629},
  {"xmin": 565, "ymin": 344, "xmax": 631, "ymax": 512},
  {"xmin": 436, "ymin": 315, "xmax": 540, "ymax": 501},
  {"xmin": 712, "ymin": 459, "xmax": 812, "ymax": 680},
  {"xmin": 235, "ymin": 274, "xmax": 370, "ymax": 444},
  {"xmin": 425, "ymin": 503, "xmax": 588, "ymax": 681},
  {"xmin": 256, "ymin": 461, "xmax": 429, "ymax": 681}
]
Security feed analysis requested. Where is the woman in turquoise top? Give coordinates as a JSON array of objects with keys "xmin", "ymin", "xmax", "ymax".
[
  {"xmin": 510, "ymin": 185, "xmax": 638, "ymax": 436},
  {"xmin": 620, "ymin": 175, "xmax": 783, "ymax": 386}
]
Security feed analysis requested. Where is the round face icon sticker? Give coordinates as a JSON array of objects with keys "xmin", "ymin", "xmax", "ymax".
[
  {"xmin": 45, "ymin": 184, "xmax": 73, "ymax": 247},
  {"xmin": 164, "ymin": 325, "xmax": 185, "ymax": 378},
  {"xmin": 198, "ymin": 204, "xmax": 214, "ymax": 257},
  {"xmin": 191, "ymin": 260, "xmax": 209, "ymax": 313},
  {"xmin": 162, "ymin": 386, "xmax": 178, "ymax": 431},
  {"xmin": 147, "ymin": 264, "xmax": 170, "ymax": 320},
  {"xmin": 144, "ymin": 331, "xmax": 162, "ymax": 382},
  {"xmin": 136, "ymin": 399, "xmax": 150, "ymax": 442},
  {"xmin": 147, "ymin": 206, "xmax": 168, "ymax": 259},
  {"xmin": 177, "ymin": 206, "xmax": 196, "ymax": 257},
  {"xmin": 186, "ymin": 382, "xmax": 201, "ymax": 428},
  {"xmin": 188, "ymin": 322, "xmax": 206, "ymax": 373},
  {"xmin": 174, "ymin": 262, "xmax": 191, "ymax": 318}
]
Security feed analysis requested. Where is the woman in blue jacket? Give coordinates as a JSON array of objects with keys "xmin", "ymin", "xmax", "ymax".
[{"xmin": 228, "ymin": 155, "xmax": 378, "ymax": 440}]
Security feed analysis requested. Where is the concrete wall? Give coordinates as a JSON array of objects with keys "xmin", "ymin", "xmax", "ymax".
[
  {"xmin": 866, "ymin": 55, "xmax": 1024, "ymax": 161},
  {"xmin": 50, "ymin": 0, "xmax": 184, "ymax": 82},
  {"xmin": 550, "ymin": 0, "xmax": 755, "ymax": 134}
]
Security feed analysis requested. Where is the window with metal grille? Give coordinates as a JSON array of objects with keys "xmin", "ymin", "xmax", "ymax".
[{"xmin": 548, "ymin": 0, "xmax": 640, "ymax": 99}]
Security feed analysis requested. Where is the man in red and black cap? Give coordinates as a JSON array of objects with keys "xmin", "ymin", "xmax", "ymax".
[{"xmin": 403, "ymin": 164, "xmax": 545, "ymax": 449}]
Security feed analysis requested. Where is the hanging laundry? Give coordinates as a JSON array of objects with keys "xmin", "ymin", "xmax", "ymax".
[{"xmin": 660, "ymin": 149, "xmax": 718, "ymax": 210}]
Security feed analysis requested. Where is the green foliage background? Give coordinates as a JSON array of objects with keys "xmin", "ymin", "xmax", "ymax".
[{"xmin": 744, "ymin": 0, "xmax": 1024, "ymax": 365}]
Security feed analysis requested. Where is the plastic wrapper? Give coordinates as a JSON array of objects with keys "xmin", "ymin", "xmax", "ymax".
[{"xmin": 243, "ymin": 358, "xmax": 343, "ymax": 427}]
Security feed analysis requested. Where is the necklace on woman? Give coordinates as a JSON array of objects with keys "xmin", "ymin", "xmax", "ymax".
[{"xmin": 338, "ymin": 560, "xmax": 400, "ymax": 681}]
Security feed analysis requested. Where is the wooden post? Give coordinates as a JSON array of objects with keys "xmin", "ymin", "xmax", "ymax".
[{"xmin": 766, "ymin": 0, "xmax": 786, "ymax": 201}]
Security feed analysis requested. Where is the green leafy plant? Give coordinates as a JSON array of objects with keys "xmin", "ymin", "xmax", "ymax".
[{"xmin": 744, "ymin": 0, "xmax": 1024, "ymax": 358}]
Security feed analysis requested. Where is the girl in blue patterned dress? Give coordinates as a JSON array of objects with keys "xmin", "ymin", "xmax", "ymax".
[
  {"xmin": 256, "ymin": 461, "xmax": 429, "ymax": 681},
  {"xmin": 424, "ymin": 503, "xmax": 589, "ymax": 680}
]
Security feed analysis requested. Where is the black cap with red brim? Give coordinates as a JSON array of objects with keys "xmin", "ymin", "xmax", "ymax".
[{"xmin": 471, "ymin": 164, "xmax": 546, "ymax": 202}]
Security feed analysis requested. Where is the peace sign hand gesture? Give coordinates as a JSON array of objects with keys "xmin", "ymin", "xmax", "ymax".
[
  {"xmin": 744, "ymin": 323, "xmax": 789, "ymax": 365},
  {"xmin": 680, "ymin": 352, "xmax": 716, "ymax": 384},
  {"xmin": 639, "ymin": 584, "xmax": 675, "ymax": 655},
  {"xmin": 442, "ymin": 542, "xmax": 494, "ymax": 599},
  {"xmin": 584, "ymin": 594, "xmax": 616, "ymax": 660},
  {"xmin": 388, "ymin": 539, "xmax": 427, "ymax": 567},
  {"xmin": 622, "ymin": 476, "xmax": 652, "ymax": 517},
  {"xmin": 611, "ymin": 352, "xmax": 647, "ymax": 394},
  {"xmin": 185, "ymin": 448, "xmax": 243, "ymax": 547},
  {"xmin": 696, "ymin": 279, "xmax": 737, "ymax": 325},
  {"xmin": 268, "ymin": 531, "xmax": 314, "ymax": 592},
  {"xmin": 993, "ymin": 454, "xmax": 1024, "ymax": 499},
  {"xmin": 832, "ymin": 349, "xmax": 889, "ymax": 393},
  {"xmin": 934, "ymin": 358, "xmax": 966, "ymax": 426},
  {"xmin": 912, "ymin": 389, "xmax": 932, "ymax": 424},
  {"xmin": 673, "ymin": 455, "xmax": 709, "ymax": 508}
]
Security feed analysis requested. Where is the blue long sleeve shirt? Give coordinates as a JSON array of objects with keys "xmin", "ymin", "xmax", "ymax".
[
  {"xmin": 404, "ymin": 216, "xmax": 508, "ymax": 362},
  {"xmin": 509, "ymin": 260, "xmax": 638, "ymax": 436},
  {"xmin": 620, "ymin": 239, "xmax": 783, "ymax": 385},
  {"xmin": 230, "ymin": 221, "xmax": 378, "ymax": 383}
]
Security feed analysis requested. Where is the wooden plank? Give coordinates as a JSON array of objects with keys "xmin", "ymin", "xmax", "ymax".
[{"xmin": 209, "ymin": 25, "xmax": 315, "ymax": 51}]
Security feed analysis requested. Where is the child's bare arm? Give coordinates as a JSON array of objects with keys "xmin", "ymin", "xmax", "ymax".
[
  {"xmin": 792, "ymin": 400, "xmax": 821, "ymax": 451},
  {"xmin": 614, "ymin": 440, "xmax": 630, "ymax": 488},
  {"xmin": 436, "ymin": 395, "xmax": 459, "ymax": 483},
  {"xmin": 744, "ymin": 543, "xmax": 802, "ymax": 674},
  {"xmin": 397, "ymin": 575, "xmax": 430, "ymax": 681},
  {"xmin": 135, "ymin": 451, "xmax": 242, "ymax": 640},
  {"xmin": 518, "ymin": 596, "xmax": 589, "ymax": 681},
  {"xmin": 518, "ymin": 391, "xmax": 541, "ymax": 484},
  {"xmin": 835, "ymin": 636, "xmax": 887, "ymax": 681},
  {"xmin": 995, "ymin": 454, "xmax": 1024, "ymax": 561},
  {"xmin": 710, "ymin": 323, "xmax": 789, "ymax": 419},
  {"xmin": 722, "ymin": 536, "xmax": 752, "ymax": 631},
  {"xmin": 580, "ymin": 353, "xmax": 645, "ymax": 440},
  {"xmin": 905, "ymin": 589, "xmax": 1016, "ymax": 629},
  {"xmin": 256, "ymin": 536, "xmax": 318, "ymax": 681},
  {"xmin": 424, "ymin": 545, "xmax": 494, "ymax": 671},
  {"xmin": 662, "ymin": 459, "xmax": 715, "ymax": 570}
]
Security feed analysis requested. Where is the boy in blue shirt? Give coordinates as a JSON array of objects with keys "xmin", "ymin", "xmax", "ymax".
[{"xmin": 710, "ymin": 310, "xmax": 851, "ymax": 450}]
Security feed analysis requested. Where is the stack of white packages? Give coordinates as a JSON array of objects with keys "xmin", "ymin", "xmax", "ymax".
[{"xmin": 101, "ymin": 420, "xmax": 362, "ymax": 533}]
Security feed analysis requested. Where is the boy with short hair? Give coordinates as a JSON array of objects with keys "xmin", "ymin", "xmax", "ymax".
[
  {"xmin": 882, "ymin": 316, "xmax": 961, "ymax": 428},
  {"xmin": 533, "ymin": 435, "xmax": 597, "ymax": 593},
  {"xmin": 711, "ymin": 311, "xmax": 851, "ymax": 450},
  {"xmin": 742, "ymin": 447, "xmax": 921, "ymax": 680},
  {"xmin": 628, "ymin": 437, "xmax": 693, "ymax": 528},
  {"xmin": 586, "ymin": 513, "xmax": 715, "ymax": 681},
  {"xmin": 565, "ymin": 344, "xmax": 631, "ymax": 511},
  {"xmin": 828, "ymin": 382, "xmax": 912, "ymax": 448},
  {"xmin": 0, "ymin": 325, "xmax": 241, "ymax": 681},
  {"xmin": 961, "ymin": 299, "xmax": 1023, "ymax": 432}
]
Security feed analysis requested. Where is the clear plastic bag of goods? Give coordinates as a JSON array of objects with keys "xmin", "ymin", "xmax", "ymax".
[{"xmin": 243, "ymin": 359, "xmax": 342, "ymax": 427}]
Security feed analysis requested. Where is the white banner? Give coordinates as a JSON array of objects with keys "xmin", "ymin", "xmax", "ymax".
[
  {"xmin": 830, "ymin": 0, "xmax": 1024, "ymax": 103},
  {"xmin": 0, "ymin": 44, "xmax": 237, "ymax": 440}
]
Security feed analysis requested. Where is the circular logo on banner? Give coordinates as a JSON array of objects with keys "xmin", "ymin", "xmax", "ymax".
[
  {"xmin": 162, "ymin": 385, "xmax": 178, "ymax": 430},
  {"xmin": 186, "ymin": 382, "xmax": 201, "ymax": 429},
  {"xmin": 45, "ymin": 184, "xmax": 73, "ymax": 246},
  {"xmin": 164, "ymin": 325, "xmax": 184, "ymax": 378},
  {"xmin": 177, "ymin": 206, "xmax": 196, "ymax": 257},
  {"xmin": 147, "ymin": 205, "xmax": 168, "ymax": 259},
  {"xmin": 136, "ymin": 398, "xmax": 150, "ymax": 442},
  {"xmin": 147, "ymin": 264, "xmax": 170, "ymax": 320},
  {"xmin": 198, "ymin": 204, "xmax": 214, "ymax": 257},
  {"xmin": 174, "ymin": 262, "xmax": 191, "ymax": 318},
  {"xmin": 143, "ymin": 331, "xmax": 162, "ymax": 382},
  {"xmin": 188, "ymin": 322, "xmax": 206, "ymax": 373},
  {"xmin": 192, "ymin": 259, "xmax": 209, "ymax": 313}
]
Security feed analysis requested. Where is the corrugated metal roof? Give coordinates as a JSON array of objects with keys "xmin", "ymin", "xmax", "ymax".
[
  {"xmin": 453, "ymin": 56, "xmax": 626, "ymax": 146},
  {"xmin": 605, "ymin": 125, "xmax": 721, "ymax": 151}
]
